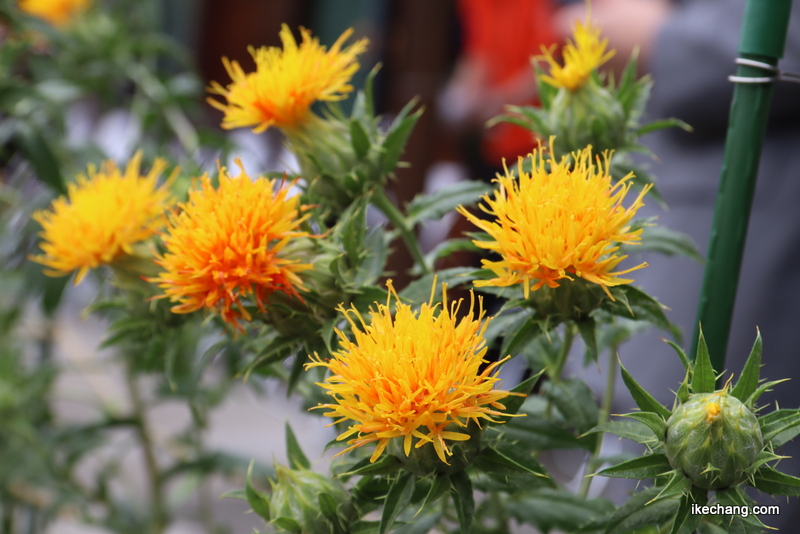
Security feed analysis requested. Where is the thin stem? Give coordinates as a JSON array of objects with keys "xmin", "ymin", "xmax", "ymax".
[
  {"xmin": 579, "ymin": 342, "xmax": 619, "ymax": 498},
  {"xmin": 126, "ymin": 369, "xmax": 167, "ymax": 534},
  {"xmin": 549, "ymin": 323, "xmax": 575, "ymax": 383},
  {"xmin": 370, "ymin": 188, "xmax": 431, "ymax": 274}
]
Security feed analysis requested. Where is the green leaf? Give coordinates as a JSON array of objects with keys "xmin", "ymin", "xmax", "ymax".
[
  {"xmin": 607, "ymin": 286, "xmax": 680, "ymax": 341},
  {"xmin": 692, "ymin": 328, "xmax": 716, "ymax": 393},
  {"xmin": 245, "ymin": 461, "xmax": 271, "ymax": 521},
  {"xmin": 340, "ymin": 455, "xmax": 402, "ymax": 478},
  {"xmin": 350, "ymin": 119, "xmax": 371, "ymax": 158},
  {"xmin": 731, "ymin": 329, "xmax": 762, "ymax": 403},
  {"xmin": 500, "ymin": 314, "xmax": 541, "ymax": 358},
  {"xmin": 380, "ymin": 105, "xmax": 422, "ymax": 175},
  {"xmin": 491, "ymin": 372, "xmax": 540, "ymax": 424},
  {"xmin": 641, "ymin": 225, "xmax": 704, "ymax": 263},
  {"xmin": 16, "ymin": 127, "xmax": 66, "ymax": 194},
  {"xmin": 665, "ymin": 340, "xmax": 691, "ymax": 371},
  {"xmin": 219, "ymin": 489, "xmax": 247, "ymax": 500},
  {"xmin": 508, "ymin": 489, "xmax": 614, "ymax": 533},
  {"xmin": 715, "ymin": 487, "xmax": 765, "ymax": 531},
  {"xmin": 602, "ymin": 487, "xmax": 680, "ymax": 534},
  {"xmin": 576, "ymin": 317, "xmax": 599, "ymax": 364},
  {"xmin": 285, "ymin": 422, "xmax": 311, "ymax": 470},
  {"xmin": 620, "ymin": 360, "xmax": 672, "ymax": 419},
  {"xmin": 273, "ymin": 517, "xmax": 302, "ymax": 532},
  {"xmin": 751, "ymin": 465, "xmax": 800, "ymax": 496},
  {"xmin": 748, "ymin": 378, "xmax": 790, "ymax": 407},
  {"xmin": 597, "ymin": 454, "xmax": 672, "ymax": 479},
  {"xmin": 651, "ymin": 470, "xmax": 691, "ymax": 503},
  {"xmin": 417, "ymin": 475, "xmax": 450, "ymax": 514},
  {"xmin": 636, "ymin": 117, "xmax": 692, "ymax": 137},
  {"xmin": 620, "ymin": 412, "xmax": 667, "ymax": 441},
  {"xmin": 379, "ymin": 472, "xmax": 415, "ymax": 534},
  {"xmin": 542, "ymin": 378, "xmax": 600, "ymax": 436},
  {"xmin": 406, "ymin": 180, "xmax": 491, "ymax": 225},
  {"xmin": 760, "ymin": 409, "xmax": 800, "ymax": 446},
  {"xmin": 319, "ymin": 492, "xmax": 346, "ymax": 534},
  {"xmin": 398, "ymin": 267, "xmax": 476, "ymax": 305},
  {"xmin": 586, "ymin": 420, "xmax": 658, "ymax": 445},
  {"xmin": 476, "ymin": 446, "xmax": 550, "ymax": 479},
  {"xmin": 351, "ymin": 520, "xmax": 381, "ymax": 534},
  {"xmin": 449, "ymin": 471, "xmax": 475, "ymax": 534},
  {"xmin": 670, "ymin": 487, "xmax": 706, "ymax": 534}
]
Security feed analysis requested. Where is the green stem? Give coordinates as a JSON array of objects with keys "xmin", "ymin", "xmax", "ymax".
[
  {"xmin": 370, "ymin": 188, "xmax": 431, "ymax": 274},
  {"xmin": 126, "ymin": 369, "xmax": 167, "ymax": 534},
  {"xmin": 2, "ymin": 497, "xmax": 12, "ymax": 534},
  {"xmin": 579, "ymin": 342, "xmax": 619, "ymax": 498}
]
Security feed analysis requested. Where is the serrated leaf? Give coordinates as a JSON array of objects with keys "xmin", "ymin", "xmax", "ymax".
[
  {"xmin": 491, "ymin": 372, "xmax": 540, "ymax": 424},
  {"xmin": 379, "ymin": 472, "xmax": 415, "ymax": 534},
  {"xmin": 350, "ymin": 119, "xmax": 371, "ymax": 158},
  {"xmin": 671, "ymin": 486, "xmax": 706, "ymax": 534},
  {"xmin": 450, "ymin": 471, "xmax": 475, "ymax": 534},
  {"xmin": 664, "ymin": 339, "xmax": 690, "ymax": 371},
  {"xmin": 273, "ymin": 517, "xmax": 301, "ymax": 532},
  {"xmin": 716, "ymin": 487, "xmax": 765, "ymax": 531},
  {"xmin": 731, "ymin": 329, "xmax": 762, "ymax": 403},
  {"xmin": 620, "ymin": 412, "xmax": 667, "ymax": 441},
  {"xmin": 576, "ymin": 317, "xmax": 599, "ymax": 364},
  {"xmin": 761, "ymin": 409, "xmax": 800, "ymax": 446},
  {"xmin": 748, "ymin": 378, "xmax": 790, "ymax": 407},
  {"xmin": 319, "ymin": 492, "xmax": 346, "ymax": 534},
  {"xmin": 406, "ymin": 180, "xmax": 491, "ymax": 225},
  {"xmin": 751, "ymin": 465, "xmax": 800, "ymax": 496},
  {"xmin": 692, "ymin": 328, "xmax": 716, "ymax": 393},
  {"xmin": 651, "ymin": 470, "xmax": 691, "ymax": 503},
  {"xmin": 285, "ymin": 422, "xmax": 310, "ymax": 470},
  {"xmin": 476, "ymin": 446, "xmax": 550, "ymax": 479},
  {"xmin": 417, "ymin": 475, "xmax": 450, "ymax": 515},
  {"xmin": 586, "ymin": 420, "xmax": 658, "ymax": 445},
  {"xmin": 620, "ymin": 360, "xmax": 672, "ymax": 419},
  {"xmin": 508, "ymin": 489, "xmax": 614, "ymax": 533},
  {"xmin": 245, "ymin": 461, "xmax": 271, "ymax": 521},
  {"xmin": 380, "ymin": 106, "xmax": 422, "ymax": 175},
  {"xmin": 542, "ymin": 378, "xmax": 600, "ymax": 436},
  {"xmin": 603, "ymin": 487, "xmax": 681, "ymax": 534},
  {"xmin": 598, "ymin": 454, "xmax": 672, "ymax": 479}
]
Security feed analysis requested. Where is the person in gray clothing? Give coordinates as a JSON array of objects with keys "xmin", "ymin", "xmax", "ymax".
[{"xmin": 557, "ymin": 0, "xmax": 800, "ymax": 526}]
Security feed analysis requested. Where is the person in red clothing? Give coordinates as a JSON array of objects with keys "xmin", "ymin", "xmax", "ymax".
[{"xmin": 439, "ymin": 0, "xmax": 560, "ymax": 166}]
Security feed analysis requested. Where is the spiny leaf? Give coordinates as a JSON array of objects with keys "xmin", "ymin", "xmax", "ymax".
[
  {"xmin": 691, "ymin": 328, "xmax": 716, "ymax": 393},
  {"xmin": 597, "ymin": 453, "xmax": 672, "ymax": 479},
  {"xmin": 750, "ymin": 465, "xmax": 800, "ymax": 496},
  {"xmin": 450, "ymin": 471, "xmax": 475, "ymax": 534},
  {"xmin": 619, "ymin": 412, "xmax": 667, "ymax": 441},
  {"xmin": 731, "ymin": 329, "xmax": 762, "ymax": 403},
  {"xmin": 285, "ymin": 422, "xmax": 310, "ymax": 470},
  {"xmin": 245, "ymin": 461, "xmax": 271, "ymax": 521},
  {"xmin": 585, "ymin": 420, "xmax": 658, "ymax": 445},
  {"xmin": 664, "ymin": 339, "xmax": 690, "ymax": 371},
  {"xmin": 620, "ymin": 360, "xmax": 672, "ymax": 419},
  {"xmin": 350, "ymin": 118, "xmax": 371, "ymax": 158},
  {"xmin": 379, "ymin": 472, "xmax": 415, "ymax": 534}
]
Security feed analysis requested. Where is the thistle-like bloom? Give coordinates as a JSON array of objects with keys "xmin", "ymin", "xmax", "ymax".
[
  {"xmin": 539, "ymin": 19, "xmax": 614, "ymax": 91},
  {"xmin": 307, "ymin": 282, "xmax": 516, "ymax": 464},
  {"xmin": 151, "ymin": 160, "xmax": 311, "ymax": 332},
  {"xmin": 18, "ymin": 0, "xmax": 89, "ymax": 27},
  {"xmin": 31, "ymin": 153, "xmax": 172, "ymax": 284},
  {"xmin": 207, "ymin": 24, "xmax": 368, "ymax": 133},
  {"xmin": 458, "ymin": 141, "xmax": 650, "ymax": 299}
]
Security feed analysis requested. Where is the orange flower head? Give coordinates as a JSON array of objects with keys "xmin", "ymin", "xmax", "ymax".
[
  {"xmin": 307, "ymin": 281, "xmax": 518, "ymax": 464},
  {"xmin": 18, "ymin": 0, "xmax": 89, "ymax": 27},
  {"xmin": 539, "ymin": 18, "xmax": 615, "ymax": 91},
  {"xmin": 457, "ymin": 140, "xmax": 650, "ymax": 299},
  {"xmin": 30, "ymin": 152, "xmax": 173, "ymax": 284},
  {"xmin": 207, "ymin": 24, "xmax": 368, "ymax": 133},
  {"xmin": 151, "ymin": 160, "xmax": 312, "ymax": 332}
]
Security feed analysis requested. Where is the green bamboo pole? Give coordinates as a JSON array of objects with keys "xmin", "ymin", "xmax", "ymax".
[{"xmin": 691, "ymin": 0, "xmax": 793, "ymax": 372}]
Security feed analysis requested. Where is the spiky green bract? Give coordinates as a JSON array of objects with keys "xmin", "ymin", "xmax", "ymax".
[
  {"xmin": 664, "ymin": 393, "xmax": 762, "ymax": 490},
  {"xmin": 597, "ymin": 329, "xmax": 800, "ymax": 533}
]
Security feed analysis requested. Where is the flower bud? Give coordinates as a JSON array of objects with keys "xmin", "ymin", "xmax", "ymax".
[
  {"xmin": 664, "ymin": 392, "xmax": 763, "ymax": 490},
  {"xmin": 269, "ymin": 465, "xmax": 350, "ymax": 534}
]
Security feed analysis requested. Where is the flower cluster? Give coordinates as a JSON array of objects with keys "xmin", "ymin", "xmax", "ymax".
[
  {"xmin": 459, "ymin": 140, "xmax": 649, "ymax": 299},
  {"xmin": 31, "ymin": 152, "xmax": 173, "ymax": 284},
  {"xmin": 207, "ymin": 24, "xmax": 368, "ymax": 133},
  {"xmin": 538, "ymin": 18, "xmax": 614, "ymax": 91},
  {"xmin": 307, "ymin": 282, "xmax": 515, "ymax": 464},
  {"xmin": 150, "ymin": 160, "xmax": 312, "ymax": 332}
]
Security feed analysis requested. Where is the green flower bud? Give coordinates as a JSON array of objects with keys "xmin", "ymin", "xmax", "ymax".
[
  {"xmin": 664, "ymin": 392, "xmax": 763, "ymax": 490},
  {"xmin": 269, "ymin": 465, "xmax": 350, "ymax": 534},
  {"xmin": 546, "ymin": 81, "xmax": 626, "ymax": 159}
]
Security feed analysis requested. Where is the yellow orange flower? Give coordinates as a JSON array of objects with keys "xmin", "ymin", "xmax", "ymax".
[
  {"xmin": 18, "ymin": 0, "xmax": 89, "ymax": 27},
  {"xmin": 207, "ymin": 24, "xmax": 368, "ymax": 133},
  {"xmin": 30, "ymin": 153, "xmax": 173, "ymax": 284},
  {"xmin": 151, "ymin": 160, "xmax": 311, "ymax": 332},
  {"xmin": 539, "ymin": 18, "xmax": 614, "ymax": 91},
  {"xmin": 457, "ymin": 140, "xmax": 650, "ymax": 299},
  {"xmin": 307, "ymin": 281, "xmax": 517, "ymax": 464}
]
